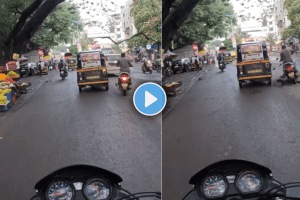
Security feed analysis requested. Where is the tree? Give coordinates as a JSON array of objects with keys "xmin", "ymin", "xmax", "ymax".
[
  {"xmin": 0, "ymin": 0, "xmax": 66, "ymax": 65},
  {"xmin": 129, "ymin": 0, "xmax": 161, "ymax": 48},
  {"xmin": 223, "ymin": 38, "xmax": 233, "ymax": 50},
  {"xmin": 283, "ymin": 0, "xmax": 300, "ymax": 39},
  {"xmin": 31, "ymin": 2, "xmax": 82, "ymax": 50},
  {"xmin": 173, "ymin": 0, "xmax": 234, "ymax": 49},
  {"xmin": 162, "ymin": 0, "xmax": 231, "ymax": 51},
  {"xmin": 266, "ymin": 33, "xmax": 275, "ymax": 50}
]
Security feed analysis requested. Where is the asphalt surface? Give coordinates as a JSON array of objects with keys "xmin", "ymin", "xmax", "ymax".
[
  {"xmin": 163, "ymin": 55, "xmax": 300, "ymax": 199},
  {"xmin": 0, "ymin": 63, "xmax": 161, "ymax": 200}
]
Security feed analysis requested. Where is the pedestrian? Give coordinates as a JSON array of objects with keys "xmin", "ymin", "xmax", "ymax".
[{"xmin": 38, "ymin": 61, "xmax": 42, "ymax": 76}]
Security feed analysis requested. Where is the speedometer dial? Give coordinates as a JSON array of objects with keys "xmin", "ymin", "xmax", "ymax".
[
  {"xmin": 237, "ymin": 171, "xmax": 262, "ymax": 193},
  {"xmin": 202, "ymin": 175, "xmax": 227, "ymax": 198},
  {"xmin": 47, "ymin": 181, "xmax": 74, "ymax": 200},
  {"xmin": 83, "ymin": 178, "xmax": 111, "ymax": 200}
]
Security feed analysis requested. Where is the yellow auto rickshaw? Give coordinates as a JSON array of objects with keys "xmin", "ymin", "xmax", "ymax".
[
  {"xmin": 223, "ymin": 52, "xmax": 233, "ymax": 64},
  {"xmin": 237, "ymin": 42, "xmax": 272, "ymax": 88},
  {"xmin": 77, "ymin": 50, "xmax": 109, "ymax": 92}
]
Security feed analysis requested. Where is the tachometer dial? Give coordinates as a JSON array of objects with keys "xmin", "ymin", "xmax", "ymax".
[
  {"xmin": 47, "ymin": 181, "xmax": 74, "ymax": 200},
  {"xmin": 202, "ymin": 175, "xmax": 227, "ymax": 198},
  {"xmin": 83, "ymin": 178, "xmax": 111, "ymax": 200},
  {"xmin": 237, "ymin": 171, "xmax": 262, "ymax": 193}
]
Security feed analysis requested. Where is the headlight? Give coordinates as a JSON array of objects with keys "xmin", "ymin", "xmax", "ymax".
[
  {"xmin": 236, "ymin": 171, "xmax": 263, "ymax": 193},
  {"xmin": 265, "ymin": 63, "xmax": 270, "ymax": 68},
  {"xmin": 202, "ymin": 175, "xmax": 227, "ymax": 198},
  {"xmin": 83, "ymin": 178, "xmax": 111, "ymax": 200}
]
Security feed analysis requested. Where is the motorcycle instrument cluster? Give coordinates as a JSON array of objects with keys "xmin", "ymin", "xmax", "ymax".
[
  {"xmin": 46, "ymin": 178, "xmax": 111, "ymax": 200},
  {"xmin": 200, "ymin": 170, "xmax": 263, "ymax": 198}
]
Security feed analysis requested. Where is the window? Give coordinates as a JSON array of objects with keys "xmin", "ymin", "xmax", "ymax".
[
  {"xmin": 117, "ymin": 28, "xmax": 120, "ymax": 31},
  {"xmin": 117, "ymin": 34, "xmax": 121, "ymax": 38},
  {"xmin": 269, "ymin": 21, "xmax": 273, "ymax": 25},
  {"xmin": 269, "ymin": 28, "xmax": 273, "ymax": 31}
]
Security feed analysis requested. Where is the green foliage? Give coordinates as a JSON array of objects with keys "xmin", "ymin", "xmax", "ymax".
[
  {"xmin": 174, "ymin": 0, "xmax": 235, "ymax": 48},
  {"xmin": 129, "ymin": 0, "xmax": 161, "ymax": 47},
  {"xmin": 283, "ymin": 0, "xmax": 300, "ymax": 39},
  {"xmin": 111, "ymin": 44, "xmax": 122, "ymax": 53},
  {"xmin": 266, "ymin": 33, "xmax": 276, "ymax": 49},
  {"xmin": 32, "ymin": 2, "xmax": 82, "ymax": 49},
  {"xmin": 223, "ymin": 39, "xmax": 233, "ymax": 50},
  {"xmin": 68, "ymin": 44, "xmax": 78, "ymax": 55},
  {"xmin": 0, "ymin": 0, "xmax": 34, "ymax": 37}
]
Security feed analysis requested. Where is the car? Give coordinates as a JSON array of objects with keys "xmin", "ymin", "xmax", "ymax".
[
  {"xmin": 19, "ymin": 62, "xmax": 38, "ymax": 77},
  {"xmin": 181, "ymin": 58, "xmax": 192, "ymax": 71},
  {"xmin": 105, "ymin": 54, "xmax": 121, "ymax": 75}
]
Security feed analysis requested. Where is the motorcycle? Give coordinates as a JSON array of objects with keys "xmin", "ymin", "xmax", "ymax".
[
  {"xmin": 152, "ymin": 59, "xmax": 161, "ymax": 73},
  {"xmin": 141, "ymin": 58, "xmax": 153, "ymax": 74},
  {"xmin": 116, "ymin": 72, "xmax": 132, "ymax": 96},
  {"xmin": 183, "ymin": 159, "xmax": 300, "ymax": 200},
  {"xmin": 30, "ymin": 165, "xmax": 161, "ymax": 200},
  {"xmin": 218, "ymin": 61, "xmax": 226, "ymax": 72},
  {"xmin": 280, "ymin": 61, "xmax": 297, "ymax": 84},
  {"xmin": 60, "ymin": 68, "xmax": 68, "ymax": 80}
]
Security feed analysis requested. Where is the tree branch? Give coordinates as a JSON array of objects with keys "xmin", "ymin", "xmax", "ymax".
[{"xmin": 91, "ymin": 31, "xmax": 156, "ymax": 45}]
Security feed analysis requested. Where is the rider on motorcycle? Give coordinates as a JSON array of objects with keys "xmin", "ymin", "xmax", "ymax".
[
  {"xmin": 58, "ymin": 58, "xmax": 68, "ymax": 75},
  {"xmin": 117, "ymin": 52, "xmax": 133, "ymax": 85},
  {"xmin": 280, "ymin": 45, "xmax": 298, "ymax": 76},
  {"xmin": 217, "ymin": 52, "xmax": 225, "ymax": 66}
]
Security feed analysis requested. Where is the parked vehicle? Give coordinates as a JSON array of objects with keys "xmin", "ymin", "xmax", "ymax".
[
  {"xmin": 183, "ymin": 159, "xmax": 300, "ymax": 200},
  {"xmin": 141, "ymin": 58, "xmax": 153, "ymax": 74},
  {"xmin": 20, "ymin": 63, "xmax": 38, "ymax": 77},
  {"xmin": 236, "ymin": 42, "xmax": 272, "ymax": 88},
  {"xmin": 116, "ymin": 72, "xmax": 132, "ymax": 96},
  {"xmin": 77, "ymin": 50, "xmax": 109, "ymax": 92},
  {"xmin": 105, "ymin": 54, "xmax": 121, "ymax": 75},
  {"xmin": 152, "ymin": 59, "xmax": 161, "ymax": 73},
  {"xmin": 181, "ymin": 58, "xmax": 192, "ymax": 72},
  {"xmin": 30, "ymin": 165, "xmax": 161, "ymax": 200},
  {"xmin": 171, "ymin": 60, "xmax": 184, "ymax": 74}
]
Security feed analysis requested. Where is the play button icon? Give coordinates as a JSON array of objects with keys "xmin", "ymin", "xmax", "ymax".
[
  {"xmin": 145, "ymin": 91, "xmax": 157, "ymax": 108},
  {"xmin": 133, "ymin": 82, "xmax": 167, "ymax": 116}
]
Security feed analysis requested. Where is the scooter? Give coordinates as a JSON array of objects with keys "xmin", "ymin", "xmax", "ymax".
[
  {"xmin": 30, "ymin": 165, "xmax": 161, "ymax": 200},
  {"xmin": 142, "ymin": 58, "xmax": 153, "ymax": 74},
  {"xmin": 116, "ymin": 72, "xmax": 132, "ymax": 96},
  {"xmin": 218, "ymin": 61, "xmax": 226, "ymax": 72},
  {"xmin": 183, "ymin": 159, "xmax": 300, "ymax": 200},
  {"xmin": 60, "ymin": 68, "xmax": 68, "ymax": 80},
  {"xmin": 280, "ymin": 61, "xmax": 297, "ymax": 84}
]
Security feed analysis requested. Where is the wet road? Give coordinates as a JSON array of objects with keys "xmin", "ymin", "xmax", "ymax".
[
  {"xmin": 163, "ymin": 55, "xmax": 300, "ymax": 199},
  {"xmin": 0, "ymin": 63, "xmax": 161, "ymax": 200}
]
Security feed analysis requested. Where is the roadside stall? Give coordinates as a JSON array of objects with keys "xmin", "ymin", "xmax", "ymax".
[{"xmin": 0, "ymin": 72, "xmax": 30, "ymax": 112}]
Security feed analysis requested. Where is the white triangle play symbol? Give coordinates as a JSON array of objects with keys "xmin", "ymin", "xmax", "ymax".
[{"xmin": 145, "ymin": 91, "xmax": 157, "ymax": 108}]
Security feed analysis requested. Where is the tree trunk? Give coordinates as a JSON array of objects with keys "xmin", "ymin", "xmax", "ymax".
[
  {"xmin": 0, "ymin": 0, "xmax": 65, "ymax": 65},
  {"xmin": 162, "ymin": 0, "xmax": 201, "ymax": 51}
]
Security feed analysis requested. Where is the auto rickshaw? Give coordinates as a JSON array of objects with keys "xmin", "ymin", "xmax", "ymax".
[
  {"xmin": 223, "ymin": 52, "xmax": 233, "ymax": 63},
  {"xmin": 231, "ymin": 51, "xmax": 237, "ymax": 60},
  {"xmin": 237, "ymin": 42, "xmax": 272, "ymax": 88},
  {"xmin": 77, "ymin": 50, "xmax": 109, "ymax": 92},
  {"xmin": 67, "ymin": 58, "xmax": 77, "ymax": 71}
]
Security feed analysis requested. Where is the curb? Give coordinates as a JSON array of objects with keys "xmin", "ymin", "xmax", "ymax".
[{"xmin": 162, "ymin": 70, "xmax": 205, "ymax": 118}]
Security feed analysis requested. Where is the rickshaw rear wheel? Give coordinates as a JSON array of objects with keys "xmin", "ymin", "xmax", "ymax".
[
  {"xmin": 79, "ymin": 87, "xmax": 83, "ymax": 93},
  {"xmin": 239, "ymin": 81, "xmax": 243, "ymax": 88},
  {"xmin": 105, "ymin": 83, "xmax": 109, "ymax": 91},
  {"xmin": 267, "ymin": 78, "xmax": 272, "ymax": 85}
]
